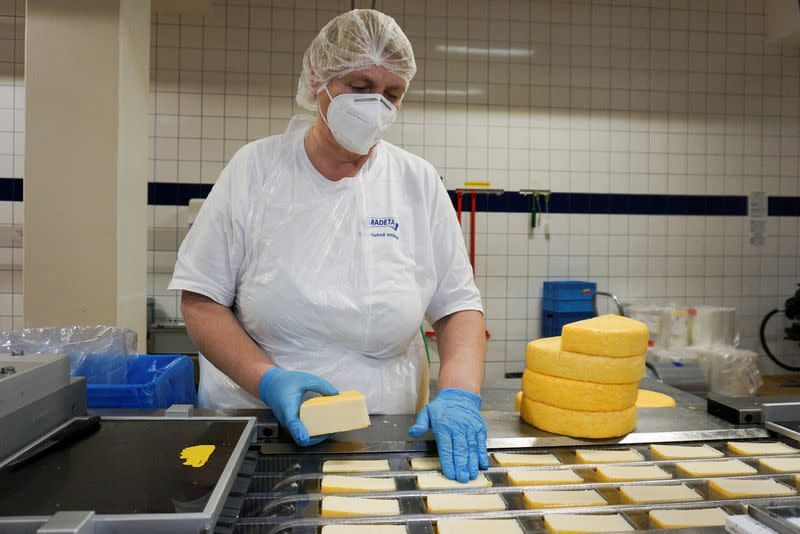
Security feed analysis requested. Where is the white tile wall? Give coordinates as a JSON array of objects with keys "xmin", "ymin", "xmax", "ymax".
[{"xmin": 2, "ymin": 0, "xmax": 800, "ymax": 378}]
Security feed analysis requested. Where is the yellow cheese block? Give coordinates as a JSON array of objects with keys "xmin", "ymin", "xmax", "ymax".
[
  {"xmin": 649, "ymin": 508, "xmax": 729, "ymax": 528},
  {"xmin": 523, "ymin": 489, "xmax": 607, "ymax": 509},
  {"xmin": 727, "ymin": 441, "xmax": 800, "ymax": 455},
  {"xmin": 322, "ymin": 460, "xmax": 390, "ymax": 473},
  {"xmin": 322, "ymin": 526, "xmax": 407, "ymax": 534},
  {"xmin": 708, "ymin": 477, "xmax": 797, "ymax": 497},
  {"xmin": 416, "ymin": 472, "xmax": 492, "ymax": 490},
  {"xmin": 544, "ymin": 514, "xmax": 634, "ymax": 533},
  {"xmin": 437, "ymin": 519, "xmax": 523, "ymax": 534},
  {"xmin": 575, "ymin": 449, "xmax": 644, "ymax": 463},
  {"xmin": 321, "ymin": 475, "xmax": 396, "ymax": 493},
  {"xmin": 596, "ymin": 464, "xmax": 672, "ymax": 482},
  {"xmin": 561, "ymin": 315, "xmax": 649, "ymax": 357},
  {"xmin": 675, "ymin": 459, "xmax": 757, "ymax": 477},
  {"xmin": 410, "ymin": 457, "xmax": 441, "ymax": 470},
  {"xmin": 522, "ymin": 369, "xmax": 638, "ymax": 412},
  {"xmin": 300, "ymin": 391, "xmax": 370, "ymax": 436},
  {"xmin": 426, "ymin": 493, "xmax": 506, "ymax": 513},
  {"xmin": 520, "ymin": 397, "xmax": 637, "ymax": 439},
  {"xmin": 635, "ymin": 389, "xmax": 676, "ymax": 408},
  {"xmin": 650, "ymin": 444, "xmax": 724, "ymax": 459},
  {"xmin": 515, "ymin": 390, "xmax": 523, "ymax": 411},
  {"xmin": 320, "ymin": 496, "xmax": 400, "ymax": 517},
  {"xmin": 526, "ymin": 337, "xmax": 645, "ymax": 384},
  {"xmin": 619, "ymin": 483, "xmax": 703, "ymax": 503},
  {"xmin": 759, "ymin": 457, "xmax": 800, "ymax": 472},
  {"xmin": 494, "ymin": 452, "xmax": 561, "ymax": 466},
  {"xmin": 507, "ymin": 468, "xmax": 583, "ymax": 486}
]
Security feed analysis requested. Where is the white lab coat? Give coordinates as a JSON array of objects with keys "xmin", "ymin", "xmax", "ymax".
[{"xmin": 169, "ymin": 118, "xmax": 482, "ymax": 414}]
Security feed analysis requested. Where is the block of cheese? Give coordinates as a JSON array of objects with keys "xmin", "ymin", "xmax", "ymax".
[
  {"xmin": 650, "ymin": 443, "xmax": 724, "ymax": 459},
  {"xmin": 596, "ymin": 464, "xmax": 672, "ymax": 482},
  {"xmin": 494, "ymin": 452, "xmax": 561, "ymax": 466},
  {"xmin": 649, "ymin": 508, "xmax": 729, "ymax": 528},
  {"xmin": 437, "ymin": 519, "xmax": 523, "ymax": 534},
  {"xmin": 523, "ymin": 489, "xmax": 606, "ymax": 509},
  {"xmin": 322, "ymin": 526, "xmax": 407, "ymax": 534},
  {"xmin": 759, "ymin": 457, "xmax": 800, "ymax": 472},
  {"xmin": 543, "ymin": 513, "xmax": 634, "ymax": 533},
  {"xmin": 522, "ymin": 369, "xmax": 638, "ymax": 412},
  {"xmin": 575, "ymin": 449, "xmax": 644, "ymax": 464},
  {"xmin": 515, "ymin": 390, "xmax": 523, "ymax": 411},
  {"xmin": 320, "ymin": 496, "xmax": 400, "ymax": 517},
  {"xmin": 526, "ymin": 337, "xmax": 645, "ymax": 384},
  {"xmin": 520, "ymin": 397, "xmax": 636, "ymax": 439},
  {"xmin": 410, "ymin": 457, "xmax": 440, "ymax": 470},
  {"xmin": 323, "ymin": 459, "xmax": 390, "ymax": 473},
  {"xmin": 300, "ymin": 391, "xmax": 370, "ymax": 436},
  {"xmin": 619, "ymin": 483, "xmax": 703, "ymax": 503},
  {"xmin": 675, "ymin": 459, "xmax": 756, "ymax": 477},
  {"xmin": 321, "ymin": 475, "xmax": 396, "ymax": 493},
  {"xmin": 416, "ymin": 472, "xmax": 492, "ymax": 490},
  {"xmin": 727, "ymin": 441, "xmax": 800, "ymax": 455},
  {"xmin": 426, "ymin": 493, "xmax": 506, "ymax": 513},
  {"xmin": 708, "ymin": 477, "xmax": 797, "ymax": 497},
  {"xmin": 636, "ymin": 389, "xmax": 676, "ymax": 408},
  {"xmin": 561, "ymin": 315, "xmax": 649, "ymax": 357},
  {"xmin": 507, "ymin": 468, "xmax": 583, "ymax": 486}
]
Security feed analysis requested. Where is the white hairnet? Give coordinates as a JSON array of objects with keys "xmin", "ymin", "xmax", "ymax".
[{"xmin": 296, "ymin": 9, "xmax": 417, "ymax": 111}]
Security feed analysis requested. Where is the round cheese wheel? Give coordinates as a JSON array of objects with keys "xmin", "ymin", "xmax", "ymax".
[
  {"xmin": 522, "ymin": 369, "xmax": 638, "ymax": 412},
  {"xmin": 520, "ymin": 396, "xmax": 637, "ymax": 439},
  {"xmin": 526, "ymin": 337, "xmax": 645, "ymax": 384}
]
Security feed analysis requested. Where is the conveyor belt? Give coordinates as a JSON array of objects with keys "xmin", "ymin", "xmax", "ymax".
[{"xmin": 229, "ymin": 437, "xmax": 800, "ymax": 533}]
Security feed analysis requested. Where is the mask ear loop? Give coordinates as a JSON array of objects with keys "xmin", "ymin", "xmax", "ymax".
[{"xmin": 318, "ymin": 85, "xmax": 334, "ymax": 130}]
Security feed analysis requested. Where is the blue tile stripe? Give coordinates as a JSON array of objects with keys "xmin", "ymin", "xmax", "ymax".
[{"xmin": 1, "ymin": 178, "xmax": 798, "ymax": 217}]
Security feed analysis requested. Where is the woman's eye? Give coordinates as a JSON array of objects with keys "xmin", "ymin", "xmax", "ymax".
[{"xmin": 351, "ymin": 85, "xmax": 369, "ymax": 92}]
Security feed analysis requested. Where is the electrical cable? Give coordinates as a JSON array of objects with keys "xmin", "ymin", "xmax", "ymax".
[{"xmin": 760, "ymin": 308, "xmax": 800, "ymax": 372}]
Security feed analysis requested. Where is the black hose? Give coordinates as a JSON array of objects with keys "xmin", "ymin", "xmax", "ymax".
[{"xmin": 760, "ymin": 308, "xmax": 800, "ymax": 372}]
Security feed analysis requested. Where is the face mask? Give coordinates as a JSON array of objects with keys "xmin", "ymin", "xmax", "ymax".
[{"xmin": 320, "ymin": 85, "xmax": 398, "ymax": 155}]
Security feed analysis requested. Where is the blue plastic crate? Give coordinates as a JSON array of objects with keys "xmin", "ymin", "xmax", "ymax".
[
  {"xmin": 72, "ymin": 354, "xmax": 197, "ymax": 409},
  {"xmin": 542, "ymin": 280, "xmax": 597, "ymax": 312},
  {"xmin": 541, "ymin": 310, "xmax": 594, "ymax": 338}
]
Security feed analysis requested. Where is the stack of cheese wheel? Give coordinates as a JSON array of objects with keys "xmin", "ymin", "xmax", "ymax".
[{"xmin": 520, "ymin": 314, "xmax": 649, "ymax": 438}]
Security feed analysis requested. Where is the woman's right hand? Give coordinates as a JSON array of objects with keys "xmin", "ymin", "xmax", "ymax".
[{"xmin": 258, "ymin": 367, "xmax": 339, "ymax": 446}]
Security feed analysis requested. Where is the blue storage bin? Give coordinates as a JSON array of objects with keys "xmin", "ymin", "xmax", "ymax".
[
  {"xmin": 541, "ymin": 311, "xmax": 594, "ymax": 338},
  {"xmin": 542, "ymin": 280, "xmax": 597, "ymax": 312},
  {"xmin": 72, "ymin": 354, "xmax": 197, "ymax": 409}
]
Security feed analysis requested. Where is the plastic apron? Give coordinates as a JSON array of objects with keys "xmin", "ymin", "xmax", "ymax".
[{"xmin": 197, "ymin": 118, "xmax": 432, "ymax": 414}]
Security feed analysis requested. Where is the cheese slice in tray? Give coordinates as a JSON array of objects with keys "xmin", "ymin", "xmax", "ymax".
[
  {"xmin": 410, "ymin": 457, "xmax": 441, "ymax": 470},
  {"xmin": 507, "ymin": 468, "xmax": 583, "ymax": 486},
  {"xmin": 649, "ymin": 507, "xmax": 730, "ymax": 528},
  {"xmin": 416, "ymin": 472, "xmax": 492, "ymax": 489},
  {"xmin": 650, "ymin": 443, "xmax": 724, "ymax": 459},
  {"xmin": 675, "ymin": 459, "xmax": 757, "ymax": 477},
  {"xmin": 543, "ymin": 513, "xmax": 634, "ymax": 533},
  {"xmin": 322, "ymin": 526, "xmax": 407, "ymax": 534},
  {"xmin": 320, "ymin": 496, "xmax": 400, "ymax": 517},
  {"xmin": 321, "ymin": 475, "xmax": 396, "ymax": 493},
  {"xmin": 759, "ymin": 457, "xmax": 800, "ymax": 473},
  {"xmin": 595, "ymin": 464, "xmax": 672, "ymax": 482},
  {"xmin": 619, "ymin": 483, "xmax": 703, "ymax": 503},
  {"xmin": 493, "ymin": 452, "xmax": 561, "ymax": 466},
  {"xmin": 322, "ymin": 459, "xmax": 391, "ymax": 473},
  {"xmin": 437, "ymin": 519, "xmax": 523, "ymax": 534},
  {"xmin": 523, "ymin": 489, "xmax": 607, "ymax": 508},
  {"xmin": 426, "ymin": 493, "xmax": 506, "ymax": 513},
  {"xmin": 708, "ymin": 477, "xmax": 797, "ymax": 497},
  {"xmin": 575, "ymin": 449, "xmax": 644, "ymax": 463},
  {"xmin": 727, "ymin": 441, "xmax": 800, "ymax": 455}
]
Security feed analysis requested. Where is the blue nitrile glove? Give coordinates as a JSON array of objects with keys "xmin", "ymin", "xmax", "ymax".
[
  {"xmin": 258, "ymin": 367, "xmax": 339, "ymax": 446},
  {"xmin": 408, "ymin": 388, "xmax": 489, "ymax": 483}
]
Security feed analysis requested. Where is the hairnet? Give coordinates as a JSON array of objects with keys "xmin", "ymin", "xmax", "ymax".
[{"xmin": 296, "ymin": 9, "xmax": 417, "ymax": 111}]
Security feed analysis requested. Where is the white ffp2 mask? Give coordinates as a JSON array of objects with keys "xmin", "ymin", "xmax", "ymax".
[{"xmin": 320, "ymin": 86, "xmax": 398, "ymax": 155}]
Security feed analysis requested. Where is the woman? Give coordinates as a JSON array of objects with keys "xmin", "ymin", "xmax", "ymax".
[{"xmin": 169, "ymin": 9, "xmax": 487, "ymax": 482}]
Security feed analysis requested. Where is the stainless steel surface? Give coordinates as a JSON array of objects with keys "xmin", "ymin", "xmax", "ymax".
[
  {"xmin": 749, "ymin": 505, "xmax": 800, "ymax": 534},
  {"xmin": 594, "ymin": 290, "xmax": 625, "ymax": 316},
  {"xmin": 767, "ymin": 421, "xmax": 800, "ymax": 443},
  {"xmin": 0, "ymin": 353, "xmax": 70, "ymax": 419},
  {"xmin": 763, "ymin": 402, "xmax": 800, "ymax": 423},
  {"xmin": 37, "ymin": 511, "xmax": 95, "ymax": 534}
]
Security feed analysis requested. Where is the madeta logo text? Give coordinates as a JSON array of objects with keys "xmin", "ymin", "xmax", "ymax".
[{"xmin": 369, "ymin": 217, "xmax": 399, "ymax": 231}]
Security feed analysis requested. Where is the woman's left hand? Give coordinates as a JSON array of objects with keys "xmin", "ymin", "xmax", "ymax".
[{"xmin": 408, "ymin": 388, "xmax": 489, "ymax": 482}]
